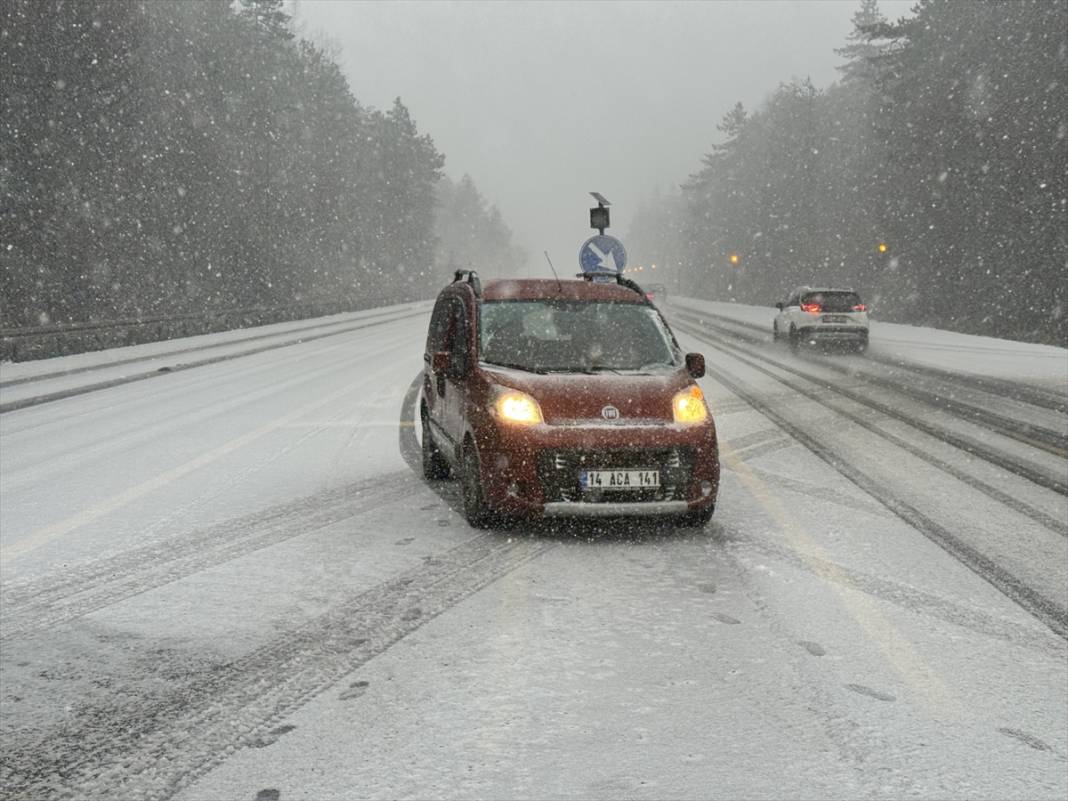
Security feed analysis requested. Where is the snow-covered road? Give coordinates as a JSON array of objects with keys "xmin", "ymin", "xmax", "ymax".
[{"xmin": 1, "ymin": 300, "xmax": 1066, "ymax": 800}]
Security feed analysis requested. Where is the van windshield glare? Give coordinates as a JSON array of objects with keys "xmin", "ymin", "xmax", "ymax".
[{"xmin": 479, "ymin": 300, "xmax": 678, "ymax": 373}]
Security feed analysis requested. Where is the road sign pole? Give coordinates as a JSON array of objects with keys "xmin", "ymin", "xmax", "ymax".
[{"xmin": 581, "ymin": 194, "xmax": 625, "ymax": 280}]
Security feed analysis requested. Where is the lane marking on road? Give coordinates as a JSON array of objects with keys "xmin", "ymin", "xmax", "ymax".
[
  {"xmin": 718, "ymin": 437, "xmax": 962, "ymax": 718},
  {"xmin": 1, "ymin": 370, "xmax": 397, "ymax": 566}
]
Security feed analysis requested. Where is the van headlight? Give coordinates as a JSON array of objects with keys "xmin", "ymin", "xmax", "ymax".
[
  {"xmin": 673, "ymin": 385, "xmax": 708, "ymax": 424},
  {"xmin": 495, "ymin": 390, "xmax": 544, "ymax": 425}
]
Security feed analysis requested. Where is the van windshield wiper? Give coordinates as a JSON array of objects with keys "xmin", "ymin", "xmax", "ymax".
[
  {"xmin": 482, "ymin": 360, "xmax": 547, "ymax": 374},
  {"xmin": 571, "ymin": 366, "xmax": 624, "ymax": 375}
]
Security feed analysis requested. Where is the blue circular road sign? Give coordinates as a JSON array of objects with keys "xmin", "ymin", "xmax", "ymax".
[{"xmin": 579, "ymin": 235, "xmax": 627, "ymax": 274}]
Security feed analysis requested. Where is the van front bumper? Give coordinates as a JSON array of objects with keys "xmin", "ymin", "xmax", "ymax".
[
  {"xmin": 542, "ymin": 500, "xmax": 690, "ymax": 517},
  {"xmin": 472, "ymin": 419, "xmax": 719, "ymax": 518}
]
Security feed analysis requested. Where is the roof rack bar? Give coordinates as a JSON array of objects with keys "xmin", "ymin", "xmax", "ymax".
[
  {"xmin": 453, "ymin": 269, "xmax": 482, "ymax": 297},
  {"xmin": 616, "ymin": 274, "xmax": 651, "ymax": 304},
  {"xmin": 577, "ymin": 270, "xmax": 650, "ymax": 304}
]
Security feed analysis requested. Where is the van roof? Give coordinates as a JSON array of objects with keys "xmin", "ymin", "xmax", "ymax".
[{"xmin": 481, "ymin": 278, "xmax": 647, "ymax": 303}]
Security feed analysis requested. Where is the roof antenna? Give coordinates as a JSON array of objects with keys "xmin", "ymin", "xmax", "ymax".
[{"xmin": 543, "ymin": 251, "xmax": 563, "ymax": 292}]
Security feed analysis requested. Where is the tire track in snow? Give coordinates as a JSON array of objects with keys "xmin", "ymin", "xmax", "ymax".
[
  {"xmin": 690, "ymin": 344, "xmax": 1068, "ymax": 641},
  {"xmin": 674, "ymin": 318, "xmax": 1067, "ymax": 535},
  {"xmin": 718, "ymin": 524, "xmax": 1062, "ymax": 653},
  {"xmin": 1, "ymin": 368, "xmax": 433, "ymax": 641},
  {"xmin": 1, "ymin": 364, "xmax": 557, "ymax": 801},
  {"xmin": 0, "ymin": 471, "xmax": 420, "ymax": 641},
  {"xmin": 0, "ymin": 531, "xmax": 555, "ymax": 801},
  {"xmin": 2, "ymin": 316, "xmax": 420, "ymax": 492},
  {"xmin": 669, "ymin": 305, "xmax": 1068, "ymax": 414},
  {"xmin": 677, "ymin": 309, "xmax": 1068, "ymax": 469}
]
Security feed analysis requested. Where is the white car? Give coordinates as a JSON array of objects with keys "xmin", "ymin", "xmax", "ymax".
[{"xmin": 773, "ymin": 286, "xmax": 869, "ymax": 352}]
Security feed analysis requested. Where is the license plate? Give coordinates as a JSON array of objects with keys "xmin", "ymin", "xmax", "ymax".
[
  {"xmin": 823, "ymin": 315, "xmax": 848, "ymax": 323},
  {"xmin": 580, "ymin": 469, "xmax": 660, "ymax": 490}
]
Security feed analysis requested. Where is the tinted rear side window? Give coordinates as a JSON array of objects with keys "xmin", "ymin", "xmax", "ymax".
[
  {"xmin": 448, "ymin": 297, "xmax": 469, "ymax": 368},
  {"xmin": 802, "ymin": 291, "xmax": 861, "ymax": 312},
  {"xmin": 426, "ymin": 296, "xmax": 451, "ymax": 352}
]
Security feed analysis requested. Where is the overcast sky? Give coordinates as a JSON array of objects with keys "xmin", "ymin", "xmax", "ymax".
[{"xmin": 296, "ymin": 0, "xmax": 914, "ymax": 276}]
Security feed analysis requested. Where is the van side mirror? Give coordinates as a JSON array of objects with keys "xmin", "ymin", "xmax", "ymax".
[
  {"xmin": 685, "ymin": 352, "xmax": 705, "ymax": 379},
  {"xmin": 775, "ymin": 302, "xmax": 783, "ymax": 310}
]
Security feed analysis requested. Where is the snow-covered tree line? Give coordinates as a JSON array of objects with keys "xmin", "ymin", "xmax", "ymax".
[
  {"xmin": 0, "ymin": 0, "xmax": 523, "ymax": 329},
  {"xmin": 434, "ymin": 174, "xmax": 527, "ymax": 277},
  {"xmin": 630, "ymin": 0, "xmax": 1066, "ymax": 345}
]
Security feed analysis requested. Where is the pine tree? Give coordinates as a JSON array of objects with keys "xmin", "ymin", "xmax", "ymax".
[
  {"xmin": 834, "ymin": 0, "xmax": 892, "ymax": 85},
  {"xmin": 238, "ymin": 0, "xmax": 293, "ymax": 41}
]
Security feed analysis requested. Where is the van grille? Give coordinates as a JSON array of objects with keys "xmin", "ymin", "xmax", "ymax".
[{"xmin": 537, "ymin": 448, "xmax": 693, "ymax": 503}]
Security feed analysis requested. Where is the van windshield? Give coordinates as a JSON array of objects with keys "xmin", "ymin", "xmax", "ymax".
[{"xmin": 479, "ymin": 300, "xmax": 678, "ymax": 373}]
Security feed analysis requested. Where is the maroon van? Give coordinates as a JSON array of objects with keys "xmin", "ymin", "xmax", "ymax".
[{"xmin": 421, "ymin": 270, "xmax": 719, "ymax": 528}]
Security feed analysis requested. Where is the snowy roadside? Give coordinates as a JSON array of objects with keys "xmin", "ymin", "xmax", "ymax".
[
  {"xmin": 0, "ymin": 300, "xmax": 431, "ymax": 381},
  {"xmin": 668, "ymin": 296, "xmax": 1068, "ymax": 392},
  {"xmin": 0, "ymin": 300, "xmax": 433, "ymax": 409}
]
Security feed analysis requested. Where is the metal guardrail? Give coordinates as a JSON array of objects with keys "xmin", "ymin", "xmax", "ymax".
[{"xmin": 0, "ymin": 295, "xmax": 424, "ymax": 362}]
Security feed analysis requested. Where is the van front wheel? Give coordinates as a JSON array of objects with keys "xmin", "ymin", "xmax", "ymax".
[
  {"xmin": 677, "ymin": 505, "xmax": 714, "ymax": 528},
  {"xmin": 421, "ymin": 410, "xmax": 450, "ymax": 480},
  {"xmin": 462, "ymin": 444, "xmax": 493, "ymax": 528}
]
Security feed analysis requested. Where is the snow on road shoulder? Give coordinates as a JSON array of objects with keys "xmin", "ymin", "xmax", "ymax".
[
  {"xmin": 0, "ymin": 300, "xmax": 433, "ymax": 383},
  {"xmin": 669, "ymin": 296, "xmax": 1067, "ymax": 391}
]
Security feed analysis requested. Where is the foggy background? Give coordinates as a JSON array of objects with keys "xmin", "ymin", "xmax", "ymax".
[
  {"xmin": 3, "ymin": 0, "xmax": 1063, "ymax": 348},
  {"xmin": 296, "ymin": 0, "xmax": 915, "ymax": 274}
]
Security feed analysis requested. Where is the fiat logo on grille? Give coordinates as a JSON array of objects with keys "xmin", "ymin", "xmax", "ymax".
[{"xmin": 601, "ymin": 405, "xmax": 620, "ymax": 420}]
